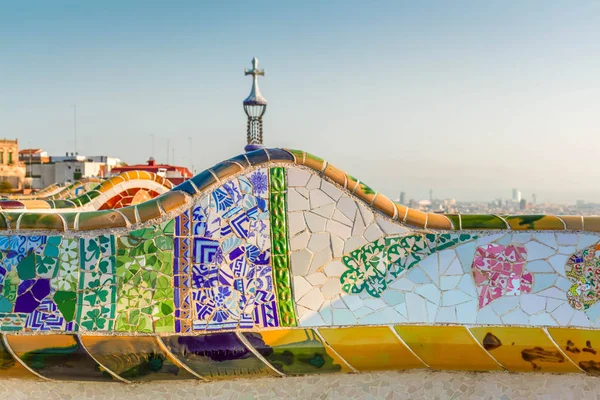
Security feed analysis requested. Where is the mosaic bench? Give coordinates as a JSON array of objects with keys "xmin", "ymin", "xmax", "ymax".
[
  {"xmin": 0, "ymin": 171, "xmax": 172, "ymax": 212},
  {"xmin": 0, "ymin": 148, "xmax": 598, "ymax": 382}
]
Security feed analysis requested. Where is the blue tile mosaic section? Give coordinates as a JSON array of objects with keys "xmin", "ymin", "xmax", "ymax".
[{"xmin": 174, "ymin": 168, "xmax": 279, "ymax": 332}]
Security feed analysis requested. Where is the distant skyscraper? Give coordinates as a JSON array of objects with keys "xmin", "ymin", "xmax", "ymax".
[
  {"xmin": 532, "ymin": 193, "xmax": 537, "ymax": 204},
  {"xmin": 512, "ymin": 188, "xmax": 522, "ymax": 202},
  {"xmin": 400, "ymin": 192, "xmax": 406, "ymax": 205}
]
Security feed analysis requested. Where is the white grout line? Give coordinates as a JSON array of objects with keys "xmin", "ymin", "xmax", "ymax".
[
  {"xmin": 464, "ymin": 326, "xmax": 507, "ymax": 370},
  {"xmin": 313, "ymin": 328, "xmax": 358, "ymax": 373},
  {"xmin": 2, "ymin": 334, "xmax": 53, "ymax": 381},
  {"xmin": 77, "ymin": 334, "xmax": 131, "ymax": 383},
  {"xmin": 155, "ymin": 336, "xmax": 209, "ymax": 381},
  {"xmin": 542, "ymin": 327, "xmax": 585, "ymax": 373},
  {"xmin": 387, "ymin": 326, "xmax": 431, "ymax": 369},
  {"xmin": 235, "ymin": 331, "xmax": 284, "ymax": 377}
]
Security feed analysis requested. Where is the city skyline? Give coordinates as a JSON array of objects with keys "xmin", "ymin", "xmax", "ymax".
[{"xmin": 1, "ymin": 1, "xmax": 599, "ymax": 204}]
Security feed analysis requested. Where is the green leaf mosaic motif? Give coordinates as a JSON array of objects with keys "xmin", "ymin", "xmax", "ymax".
[{"xmin": 340, "ymin": 233, "xmax": 477, "ymax": 298}]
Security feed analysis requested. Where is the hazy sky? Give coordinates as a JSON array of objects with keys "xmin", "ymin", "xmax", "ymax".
[{"xmin": 1, "ymin": 1, "xmax": 598, "ymax": 203}]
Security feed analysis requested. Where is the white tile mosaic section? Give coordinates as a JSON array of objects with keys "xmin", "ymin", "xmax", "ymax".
[
  {"xmin": 293, "ymin": 229, "xmax": 600, "ymax": 328},
  {"xmin": 287, "ymin": 167, "xmax": 408, "ymax": 281}
]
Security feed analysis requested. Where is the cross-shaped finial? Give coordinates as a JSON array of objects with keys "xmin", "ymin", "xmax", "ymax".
[
  {"xmin": 245, "ymin": 57, "xmax": 265, "ymax": 78},
  {"xmin": 243, "ymin": 57, "xmax": 267, "ymax": 106}
]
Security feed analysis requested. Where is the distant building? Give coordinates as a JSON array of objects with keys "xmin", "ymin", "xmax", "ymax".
[
  {"xmin": 24, "ymin": 151, "xmax": 122, "ymax": 190},
  {"xmin": 519, "ymin": 199, "xmax": 527, "ymax": 210},
  {"xmin": 110, "ymin": 157, "xmax": 192, "ymax": 185},
  {"xmin": 399, "ymin": 192, "xmax": 406, "ymax": 205},
  {"xmin": 19, "ymin": 148, "xmax": 50, "ymax": 164},
  {"xmin": 512, "ymin": 188, "xmax": 522, "ymax": 203},
  {"xmin": 0, "ymin": 139, "xmax": 26, "ymax": 191}
]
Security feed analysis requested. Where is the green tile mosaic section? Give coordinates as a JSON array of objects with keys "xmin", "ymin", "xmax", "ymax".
[
  {"xmin": 75, "ymin": 235, "xmax": 117, "ymax": 331},
  {"xmin": 269, "ymin": 167, "xmax": 296, "ymax": 327},
  {"xmin": 115, "ymin": 220, "xmax": 175, "ymax": 333},
  {"xmin": 340, "ymin": 233, "xmax": 477, "ymax": 298}
]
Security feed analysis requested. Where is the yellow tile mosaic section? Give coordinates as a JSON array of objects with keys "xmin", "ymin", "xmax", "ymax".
[
  {"xmin": 394, "ymin": 325, "xmax": 502, "ymax": 371},
  {"xmin": 469, "ymin": 327, "xmax": 579, "ymax": 373},
  {"xmin": 548, "ymin": 328, "xmax": 600, "ymax": 375},
  {"xmin": 318, "ymin": 327, "xmax": 425, "ymax": 371}
]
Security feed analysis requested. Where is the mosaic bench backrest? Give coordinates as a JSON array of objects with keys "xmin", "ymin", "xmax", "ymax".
[
  {"xmin": 0, "ymin": 147, "xmax": 599, "ymax": 381},
  {"xmin": 0, "ymin": 171, "xmax": 173, "ymax": 211}
]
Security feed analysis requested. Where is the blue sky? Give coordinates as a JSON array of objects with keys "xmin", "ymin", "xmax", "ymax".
[{"xmin": 0, "ymin": 1, "xmax": 599, "ymax": 203}]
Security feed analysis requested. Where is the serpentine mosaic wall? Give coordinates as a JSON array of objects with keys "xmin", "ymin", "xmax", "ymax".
[
  {"xmin": 2, "ymin": 148, "xmax": 600, "ymax": 381},
  {"xmin": 0, "ymin": 171, "xmax": 172, "ymax": 211}
]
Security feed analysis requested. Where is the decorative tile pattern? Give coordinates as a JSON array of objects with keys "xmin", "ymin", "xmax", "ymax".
[
  {"xmin": 340, "ymin": 233, "xmax": 476, "ymax": 298},
  {"xmin": 566, "ymin": 243, "xmax": 600, "ymax": 311},
  {"xmin": 270, "ymin": 167, "xmax": 296, "ymax": 326},
  {"xmin": 75, "ymin": 235, "xmax": 117, "ymax": 331},
  {"xmin": 175, "ymin": 168, "xmax": 279, "ymax": 332},
  {"xmin": 115, "ymin": 221, "xmax": 175, "ymax": 333},
  {"xmin": 472, "ymin": 243, "xmax": 532, "ymax": 308}
]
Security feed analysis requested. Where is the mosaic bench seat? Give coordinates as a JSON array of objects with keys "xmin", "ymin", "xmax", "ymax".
[{"xmin": 0, "ymin": 148, "xmax": 598, "ymax": 382}]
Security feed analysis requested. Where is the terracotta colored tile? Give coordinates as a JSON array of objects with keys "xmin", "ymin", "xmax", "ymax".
[
  {"xmin": 346, "ymin": 174, "xmax": 359, "ymax": 193},
  {"xmin": 426, "ymin": 213, "xmax": 454, "ymax": 230},
  {"xmin": 136, "ymin": 200, "xmax": 163, "ymax": 223},
  {"xmin": 159, "ymin": 191, "xmax": 189, "ymax": 214},
  {"xmin": 460, "ymin": 215, "xmax": 507, "ymax": 230},
  {"xmin": 405, "ymin": 208, "xmax": 428, "ymax": 228},
  {"xmin": 371, "ymin": 194, "xmax": 396, "ymax": 219},
  {"xmin": 354, "ymin": 182, "xmax": 377, "ymax": 206},
  {"xmin": 559, "ymin": 216, "xmax": 584, "ymax": 230},
  {"xmin": 19, "ymin": 213, "xmax": 65, "ymax": 231},
  {"xmin": 302, "ymin": 152, "xmax": 326, "ymax": 172},
  {"xmin": 395, "ymin": 204, "xmax": 409, "ymax": 222},
  {"xmin": 322, "ymin": 163, "xmax": 347, "ymax": 188},
  {"xmin": 78, "ymin": 210, "xmax": 127, "ymax": 230}
]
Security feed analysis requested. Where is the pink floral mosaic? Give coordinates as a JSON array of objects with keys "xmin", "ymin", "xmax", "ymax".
[{"xmin": 472, "ymin": 243, "xmax": 532, "ymax": 308}]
